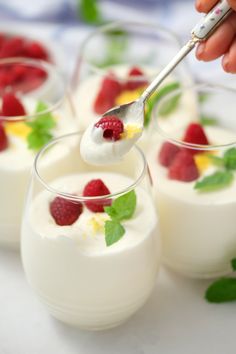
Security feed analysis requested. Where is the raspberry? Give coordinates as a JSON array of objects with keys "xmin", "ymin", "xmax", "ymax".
[
  {"xmin": 0, "ymin": 122, "xmax": 8, "ymax": 151},
  {"xmin": 124, "ymin": 66, "xmax": 148, "ymax": 91},
  {"xmin": 158, "ymin": 141, "xmax": 181, "ymax": 167},
  {"xmin": 83, "ymin": 179, "xmax": 112, "ymax": 213},
  {"xmin": 24, "ymin": 41, "xmax": 49, "ymax": 61},
  {"xmin": 168, "ymin": 150, "xmax": 199, "ymax": 182},
  {"xmin": 183, "ymin": 123, "xmax": 209, "ymax": 154},
  {"xmin": 50, "ymin": 196, "xmax": 83, "ymax": 226},
  {"xmin": 2, "ymin": 93, "xmax": 26, "ymax": 117},
  {"xmin": 93, "ymin": 74, "xmax": 122, "ymax": 114},
  {"xmin": 95, "ymin": 115, "xmax": 124, "ymax": 141},
  {"xmin": 0, "ymin": 37, "xmax": 24, "ymax": 58}
]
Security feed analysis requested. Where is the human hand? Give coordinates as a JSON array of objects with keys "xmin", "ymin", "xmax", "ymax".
[{"xmin": 195, "ymin": 0, "xmax": 236, "ymax": 73}]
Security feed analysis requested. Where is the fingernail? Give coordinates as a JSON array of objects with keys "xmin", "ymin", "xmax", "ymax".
[
  {"xmin": 196, "ymin": 43, "xmax": 205, "ymax": 59},
  {"xmin": 222, "ymin": 55, "xmax": 230, "ymax": 72}
]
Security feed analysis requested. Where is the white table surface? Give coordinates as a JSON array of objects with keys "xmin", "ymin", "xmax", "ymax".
[{"xmin": 1, "ymin": 247, "xmax": 235, "ymax": 354}]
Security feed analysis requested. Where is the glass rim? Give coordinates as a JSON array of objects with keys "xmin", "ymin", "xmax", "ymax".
[
  {"xmin": 0, "ymin": 57, "xmax": 65, "ymax": 122},
  {"xmin": 80, "ymin": 20, "xmax": 182, "ymax": 78},
  {"xmin": 33, "ymin": 131, "xmax": 148, "ymax": 202},
  {"xmin": 153, "ymin": 82, "xmax": 236, "ymax": 151}
]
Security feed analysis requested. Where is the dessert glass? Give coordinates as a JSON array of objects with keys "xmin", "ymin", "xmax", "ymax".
[
  {"xmin": 148, "ymin": 84, "xmax": 236, "ymax": 279},
  {"xmin": 74, "ymin": 21, "xmax": 194, "ymax": 146},
  {"xmin": 0, "ymin": 58, "xmax": 77, "ymax": 249},
  {"xmin": 21, "ymin": 132, "xmax": 160, "ymax": 330}
]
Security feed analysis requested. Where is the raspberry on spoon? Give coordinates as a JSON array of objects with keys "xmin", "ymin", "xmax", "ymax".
[{"xmin": 94, "ymin": 115, "xmax": 124, "ymax": 141}]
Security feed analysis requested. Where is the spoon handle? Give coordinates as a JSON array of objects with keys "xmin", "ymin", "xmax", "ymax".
[{"xmin": 140, "ymin": 0, "xmax": 233, "ymax": 103}]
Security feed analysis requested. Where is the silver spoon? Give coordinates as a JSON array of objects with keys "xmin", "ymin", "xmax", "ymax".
[{"xmin": 102, "ymin": 0, "xmax": 233, "ymax": 127}]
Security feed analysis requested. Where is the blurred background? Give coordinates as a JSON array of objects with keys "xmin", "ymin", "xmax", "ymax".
[{"xmin": 0, "ymin": 0, "xmax": 234, "ymax": 86}]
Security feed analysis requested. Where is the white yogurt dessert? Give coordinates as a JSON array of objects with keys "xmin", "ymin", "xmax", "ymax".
[
  {"xmin": 148, "ymin": 117, "xmax": 236, "ymax": 278},
  {"xmin": 0, "ymin": 83, "xmax": 77, "ymax": 249},
  {"xmin": 21, "ymin": 135, "xmax": 160, "ymax": 329}
]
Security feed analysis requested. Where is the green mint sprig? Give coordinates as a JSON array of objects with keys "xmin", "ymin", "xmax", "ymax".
[
  {"xmin": 77, "ymin": 0, "xmax": 102, "ymax": 25},
  {"xmin": 145, "ymin": 81, "xmax": 180, "ymax": 127},
  {"xmin": 104, "ymin": 190, "xmax": 136, "ymax": 246},
  {"xmin": 194, "ymin": 171, "xmax": 234, "ymax": 192},
  {"xmin": 194, "ymin": 147, "xmax": 236, "ymax": 192},
  {"xmin": 26, "ymin": 101, "xmax": 56, "ymax": 151},
  {"xmin": 205, "ymin": 259, "xmax": 236, "ymax": 303},
  {"xmin": 200, "ymin": 115, "xmax": 218, "ymax": 126}
]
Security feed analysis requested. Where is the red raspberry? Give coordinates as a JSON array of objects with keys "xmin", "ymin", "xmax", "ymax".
[
  {"xmin": 158, "ymin": 141, "xmax": 181, "ymax": 167},
  {"xmin": 124, "ymin": 66, "xmax": 148, "ymax": 91},
  {"xmin": 0, "ymin": 37, "xmax": 25, "ymax": 58},
  {"xmin": 94, "ymin": 115, "xmax": 124, "ymax": 141},
  {"xmin": 168, "ymin": 150, "xmax": 199, "ymax": 182},
  {"xmin": 93, "ymin": 74, "xmax": 122, "ymax": 114},
  {"xmin": 0, "ymin": 34, "xmax": 6, "ymax": 49},
  {"xmin": 24, "ymin": 41, "xmax": 49, "ymax": 61},
  {"xmin": 83, "ymin": 179, "xmax": 112, "ymax": 213},
  {"xmin": 0, "ymin": 122, "xmax": 8, "ymax": 152},
  {"xmin": 183, "ymin": 123, "xmax": 209, "ymax": 154},
  {"xmin": 2, "ymin": 93, "xmax": 26, "ymax": 117},
  {"xmin": 50, "ymin": 196, "xmax": 83, "ymax": 226}
]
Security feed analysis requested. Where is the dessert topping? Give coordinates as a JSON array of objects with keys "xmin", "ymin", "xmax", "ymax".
[
  {"xmin": 94, "ymin": 115, "xmax": 124, "ymax": 141},
  {"xmin": 2, "ymin": 92, "xmax": 26, "ymax": 117},
  {"xmin": 168, "ymin": 150, "xmax": 199, "ymax": 182},
  {"xmin": 0, "ymin": 122, "xmax": 8, "ymax": 151},
  {"xmin": 158, "ymin": 141, "xmax": 181, "ymax": 167},
  {"xmin": 50, "ymin": 196, "xmax": 83, "ymax": 226},
  {"xmin": 93, "ymin": 74, "xmax": 122, "ymax": 114},
  {"xmin": 83, "ymin": 179, "xmax": 112, "ymax": 212}
]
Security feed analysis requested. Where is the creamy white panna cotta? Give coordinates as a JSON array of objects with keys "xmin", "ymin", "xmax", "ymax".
[
  {"xmin": 21, "ymin": 172, "xmax": 160, "ymax": 329},
  {"xmin": 148, "ymin": 126, "xmax": 236, "ymax": 278},
  {"xmin": 0, "ymin": 102, "xmax": 77, "ymax": 249}
]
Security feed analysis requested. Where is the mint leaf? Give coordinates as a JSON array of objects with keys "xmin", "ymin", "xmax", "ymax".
[
  {"xmin": 145, "ymin": 81, "xmax": 180, "ymax": 127},
  {"xmin": 27, "ymin": 131, "xmax": 53, "ymax": 150},
  {"xmin": 223, "ymin": 148, "xmax": 236, "ymax": 170},
  {"xmin": 200, "ymin": 115, "xmax": 218, "ymax": 126},
  {"xmin": 104, "ymin": 190, "xmax": 136, "ymax": 222},
  {"xmin": 78, "ymin": 0, "xmax": 102, "ymax": 24},
  {"xmin": 198, "ymin": 93, "xmax": 209, "ymax": 103},
  {"xmin": 231, "ymin": 258, "xmax": 236, "ymax": 271},
  {"xmin": 207, "ymin": 154, "xmax": 224, "ymax": 167},
  {"xmin": 26, "ymin": 101, "xmax": 56, "ymax": 151},
  {"xmin": 158, "ymin": 93, "xmax": 181, "ymax": 117},
  {"xmin": 105, "ymin": 220, "xmax": 125, "ymax": 246},
  {"xmin": 194, "ymin": 170, "xmax": 233, "ymax": 192},
  {"xmin": 205, "ymin": 278, "xmax": 236, "ymax": 303}
]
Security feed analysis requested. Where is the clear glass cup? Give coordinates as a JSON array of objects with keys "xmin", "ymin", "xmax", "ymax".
[
  {"xmin": 73, "ymin": 21, "xmax": 193, "ymax": 150},
  {"xmin": 0, "ymin": 58, "xmax": 77, "ymax": 249},
  {"xmin": 21, "ymin": 132, "xmax": 160, "ymax": 330},
  {"xmin": 148, "ymin": 84, "xmax": 236, "ymax": 279}
]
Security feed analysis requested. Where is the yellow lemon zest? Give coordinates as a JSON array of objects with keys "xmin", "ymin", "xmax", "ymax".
[
  {"xmin": 115, "ymin": 89, "xmax": 141, "ymax": 106},
  {"xmin": 5, "ymin": 121, "xmax": 31, "ymax": 139},
  {"xmin": 121, "ymin": 124, "xmax": 142, "ymax": 139},
  {"xmin": 87, "ymin": 215, "xmax": 108, "ymax": 235},
  {"xmin": 194, "ymin": 153, "xmax": 212, "ymax": 173}
]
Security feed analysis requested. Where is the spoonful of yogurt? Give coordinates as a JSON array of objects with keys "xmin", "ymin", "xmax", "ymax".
[{"xmin": 80, "ymin": 0, "xmax": 232, "ymax": 165}]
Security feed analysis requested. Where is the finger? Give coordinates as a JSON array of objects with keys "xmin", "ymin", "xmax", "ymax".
[
  {"xmin": 195, "ymin": 0, "xmax": 217, "ymax": 13},
  {"xmin": 222, "ymin": 37, "xmax": 236, "ymax": 72},
  {"xmin": 228, "ymin": 0, "xmax": 236, "ymax": 12},
  {"xmin": 196, "ymin": 12, "xmax": 236, "ymax": 61}
]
